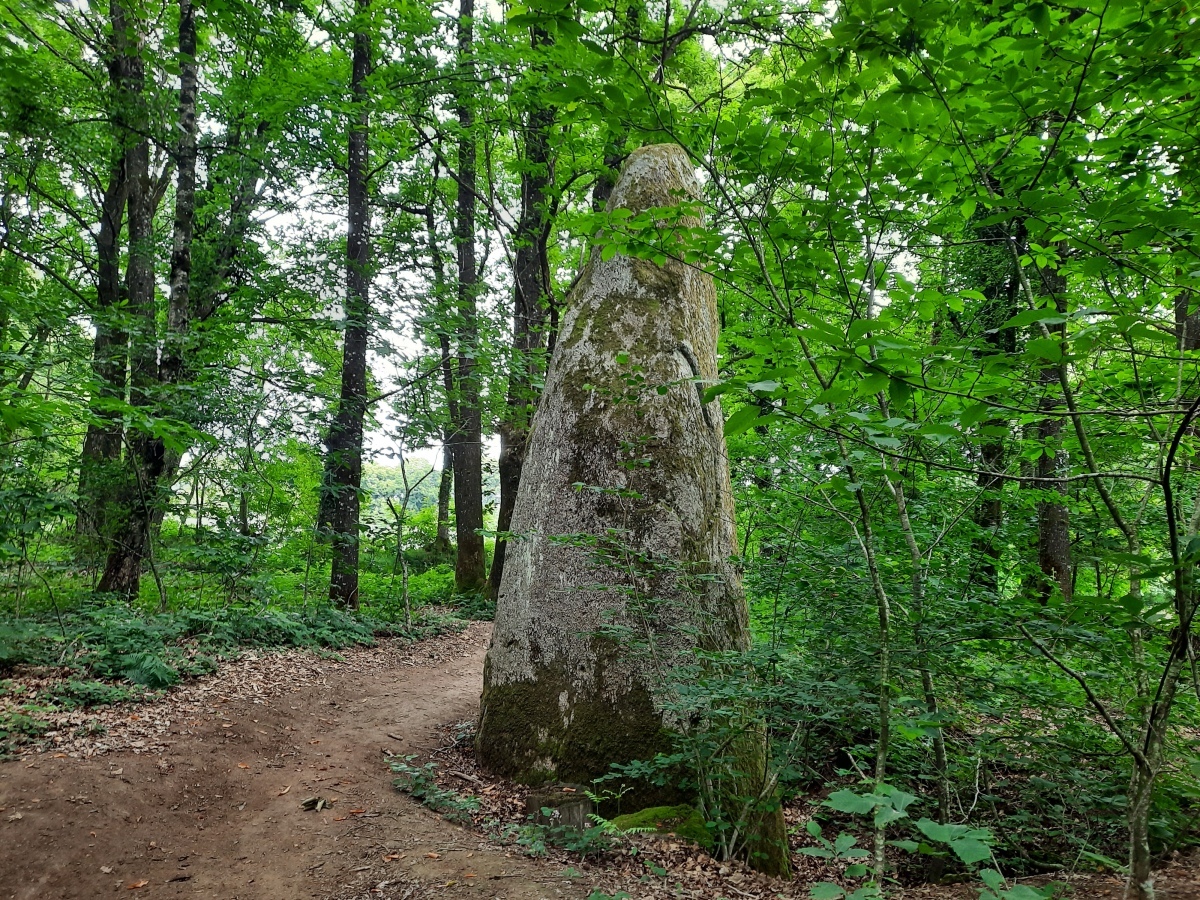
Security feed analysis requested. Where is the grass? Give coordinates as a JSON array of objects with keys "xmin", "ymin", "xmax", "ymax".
[{"xmin": 0, "ymin": 546, "xmax": 480, "ymax": 756}]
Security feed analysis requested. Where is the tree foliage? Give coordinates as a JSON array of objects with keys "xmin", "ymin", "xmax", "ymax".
[{"xmin": 0, "ymin": 0, "xmax": 1197, "ymax": 893}]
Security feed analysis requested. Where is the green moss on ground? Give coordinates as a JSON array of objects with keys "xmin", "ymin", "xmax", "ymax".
[{"xmin": 611, "ymin": 804, "xmax": 713, "ymax": 849}]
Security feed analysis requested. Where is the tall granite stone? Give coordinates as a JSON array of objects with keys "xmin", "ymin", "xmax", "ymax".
[{"xmin": 477, "ymin": 144, "xmax": 787, "ymax": 874}]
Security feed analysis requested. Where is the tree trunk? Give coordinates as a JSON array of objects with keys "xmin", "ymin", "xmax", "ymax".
[
  {"xmin": 1034, "ymin": 264, "xmax": 1071, "ymax": 602},
  {"xmin": 423, "ymin": 194, "xmax": 456, "ymax": 561},
  {"xmin": 968, "ymin": 214, "xmax": 1018, "ymax": 592},
  {"xmin": 96, "ymin": 0, "xmax": 156, "ymax": 598},
  {"xmin": 590, "ymin": 2, "xmax": 639, "ymax": 211},
  {"xmin": 450, "ymin": 0, "xmax": 487, "ymax": 594},
  {"xmin": 478, "ymin": 144, "xmax": 788, "ymax": 877},
  {"xmin": 489, "ymin": 24, "xmax": 554, "ymax": 599},
  {"xmin": 434, "ymin": 443, "xmax": 453, "ymax": 555},
  {"xmin": 1176, "ymin": 290, "xmax": 1199, "ymax": 353},
  {"xmin": 77, "ymin": 4, "xmax": 137, "ymax": 552},
  {"xmin": 149, "ymin": 121, "xmax": 271, "ymax": 541},
  {"xmin": 323, "ymin": 1, "xmax": 373, "ymax": 610}
]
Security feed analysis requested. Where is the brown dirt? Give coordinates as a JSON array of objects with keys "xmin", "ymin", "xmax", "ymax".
[
  {"xmin": 2, "ymin": 622, "xmax": 1197, "ymax": 900},
  {"xmin": 0, "ymin": 622, "xmax": 591, "ymax": 900}
]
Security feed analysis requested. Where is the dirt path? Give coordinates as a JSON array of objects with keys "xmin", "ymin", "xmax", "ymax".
[
  {"xmin": 5, "ymin": 624, "xmax": 1197, "ymax": 900},
  {"xmin": 0, "ymin": 623, "xmax": 591, "ymax": 900}
]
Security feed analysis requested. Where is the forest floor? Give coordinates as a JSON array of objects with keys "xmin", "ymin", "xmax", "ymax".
[{"xmin": 1, "ymin": 622, "xmax": 1197, "ymax": 900}]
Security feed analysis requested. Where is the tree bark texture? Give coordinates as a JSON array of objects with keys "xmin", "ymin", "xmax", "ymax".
[
  {"xmin": 99, "ymin": 0, "xmax": 198, "ymax": 597},
  {"xmin": 968, "ymin": 215, "xmax": 1018, "ymax": 592},
  {"xmin": 589, "ymin": 2, "xmax": 638, "ymax": 212},
  {"xmin": 490, "ymin": 24, "xmax": 554, "ymax": 600},
  {"xmin": 434, "ymin": 445, "xmax": 453, "ymax": 555},
  {"xmin": 77, "ymin": 1, "xmax": 138, "ymax": 550},
  {"xmin": 450, "ymin": 0, "xmax": 487, "ymax": 593},
  {"xmin": 423, "ymin": 197, "xmax": 456, "ymax": 561},
  {"xmin": 478, "ymin": 144, "xmax": 788, "ymax": 876},
  {"xmin": 1035, "ymin": 263, "xmax": 1071, "ymax": 603},
  {"xmin": 324, "ymin": 3, "xmax": 372, "ymax": 609},
  {"xmin": 96, "ymin": 0, "xmax": 157, "ymax": 597}
]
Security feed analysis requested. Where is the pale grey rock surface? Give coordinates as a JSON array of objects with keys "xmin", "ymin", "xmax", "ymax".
[{"xmin": 477, "ymin": 143, "xmax": 748, "ymax": 786}]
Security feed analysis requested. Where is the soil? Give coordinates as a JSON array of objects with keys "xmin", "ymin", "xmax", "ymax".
[
  {"xmin": 0, "ymin": 622, "xmax": 589, "ymax": 900},
  {"xmin": 2, "ymin": 622, "xmax": 1197, "ymax": 900}
]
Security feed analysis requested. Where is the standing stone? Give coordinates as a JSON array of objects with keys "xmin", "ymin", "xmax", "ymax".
[{"xmin": 477, "ymin": 144, "xmax": 788, "ymax": 875}]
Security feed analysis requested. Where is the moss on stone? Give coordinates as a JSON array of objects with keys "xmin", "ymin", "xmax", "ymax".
[
  {"xmin": 612, "ymin": 805, "xmax": 714, "ymax": 849},
  {"xmin": 477, "ymin": 649, "xmax": 683, "ymax": 808}
]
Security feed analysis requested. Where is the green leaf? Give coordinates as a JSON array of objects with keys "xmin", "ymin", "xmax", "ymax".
[
  {"xmin": 886, "ymin": 789, "xmax": 920, "ymax": 813},
  {"xmin": 949, "ymin": 837, "xmax": 992, "ymax": 864},
  {"xmin": 875, "ymin": 805, "xmax": 908, "ymax": 827},
  {"xmin": 834, "ymin": 833, "xmax": 859, "ymax": 853},
  {"xmin": 809, "ymin": 884, "xmax": 846, "ymax": 900},
  {"xmin": 824, "ymin": 789, "xmax": 876, "ymax": 815},
  {"xmin": 725, "ymin": 405, "xmax": 762, "ymax": 436},
  {"xmin": 1025, "ymin": 338, "xmax": 1062, "ymax": 362},
  {"xmin": 980, "ymin": 869, "xmax": 1006, "ymax": 892},
  {"xmin": 915, "ymin": 818, "xmax": 953, "ymax": 843},
  {"xmin": 998, "ymin": 309, "xmax": 1068, "ymax": 330}
]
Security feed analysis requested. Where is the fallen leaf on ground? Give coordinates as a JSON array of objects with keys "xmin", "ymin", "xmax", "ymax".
[
  {"xmin": 333, "ymin": 816, "xmax": 347, "ymax": 821},
  {"xmin": 126, "ymin": 880, "xmax": 149, "ymax": 889},
  {"xmin": 424, "ymin": 852, "xmax": 440, "ymax": 859},
  {"xmin": 100, "ymin": 866, "xmax": 113, "ymax": 874},
  {"xmin": 7, "ymin": 812, "xmax": 22, "ymax": 821},
  {"xmin": 349, "ymin": 808, "xmax": 366, "ymax": 814},
  {"xmin": 237, "ymin": 763, "xmax": 250, "ymax": 769},
  {"xmin": 278, "ymin": 786, "xmax": 291, "ymax": 795},
  {"xmin": 383, "ymin": 854, "xmax": 401, "ymax": 862}
]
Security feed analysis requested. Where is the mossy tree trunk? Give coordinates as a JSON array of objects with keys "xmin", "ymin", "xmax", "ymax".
[{"xmin": 478, "ymin": 143, "xmax": 789, "ymax": 877}]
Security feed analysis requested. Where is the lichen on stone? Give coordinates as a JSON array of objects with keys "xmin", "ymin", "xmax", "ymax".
[{"xmin": 477, "ymin": 143, "xmax": 789, "ymax": 876}]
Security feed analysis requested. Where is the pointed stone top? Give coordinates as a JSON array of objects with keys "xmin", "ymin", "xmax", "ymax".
[{"xmin": 607, "ymin": 144, "xmax": 702, "ymax": 219}]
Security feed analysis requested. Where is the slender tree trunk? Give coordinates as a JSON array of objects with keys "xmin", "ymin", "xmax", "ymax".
[
  {"xmin": 1123, "ymin": 274, "xmax": 1200, "ymax": 899},
  {"xmin": 1035, "ymin": 263, "xmax": 1071, "ymax": 602},
  {"xmin": 969, "ymin": 216, "xmax": 1018, "ymax": 592},
  {"xmin": 422, "ymin": 184, "xmax": 456, "ymax": 561},
  {"xmin": 149, "ymin": 121, "xmax": 270, "ymax": 540},
  {"xmin": 323, "ymin": 1, "xmax": 373, "ymax": 609},
  {"xmin": 591, "ymin": 4, "xmax": 640, "ymax": 211},
  {"xmin": 434, "ymin": 443, "xmax": 453, "ymax": 554},
  {"xmin": 450, "ymin": 0, "xmax": 486, "ymax": 593},
  {"xmin": 1176, "ymin": 290, "xmax": 1199, "ymax": 353},
  {"xmin": 489, "ymin": 24, "xmax": 554, "ymax": 599}
]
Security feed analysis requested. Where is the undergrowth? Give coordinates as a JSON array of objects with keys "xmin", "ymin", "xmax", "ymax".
[{"xmin": 0, "ymin": 590, "xmax": 467, "ymax": 758}]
